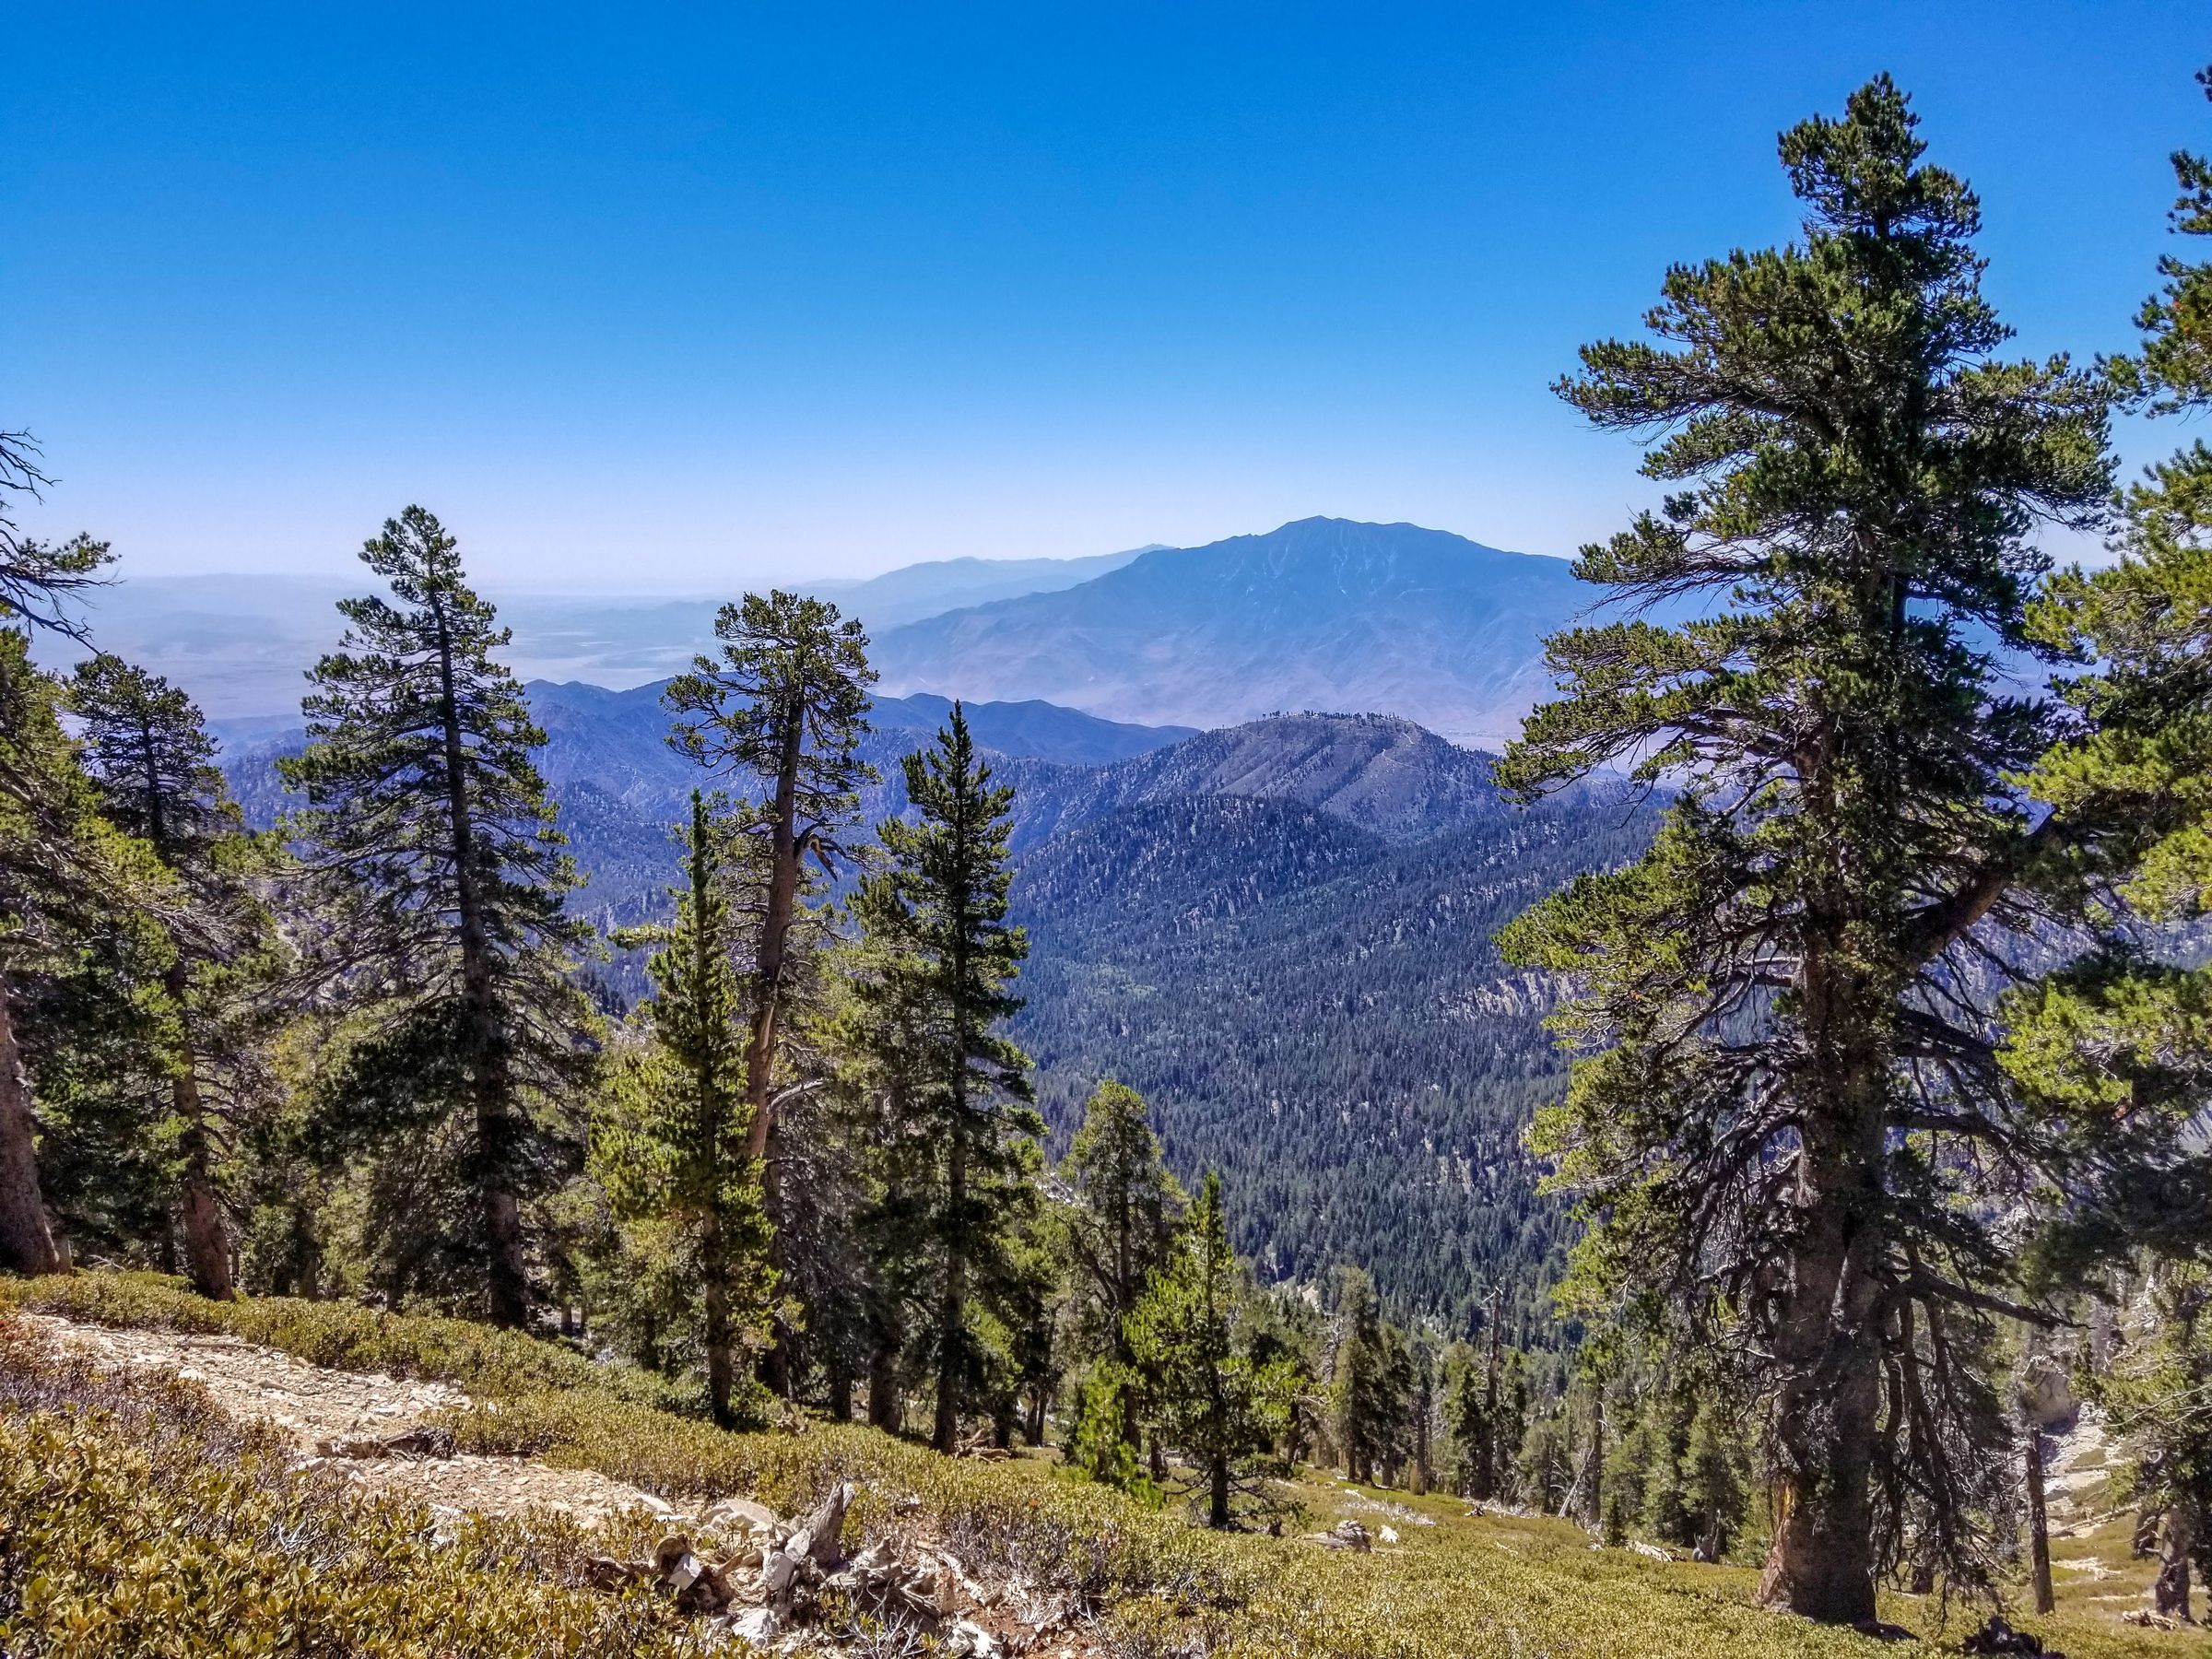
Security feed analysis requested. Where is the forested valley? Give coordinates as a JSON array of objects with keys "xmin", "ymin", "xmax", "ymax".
[{"xmin": 4, "ymin": 65, "xmax": 2212, "ymax": 1659}]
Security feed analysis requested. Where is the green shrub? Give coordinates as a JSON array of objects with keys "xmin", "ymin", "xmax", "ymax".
[
  {"xmin": 1, "ymin": 1276, "xmax": 2186, "ymax": 1659},
  {"xmin": 0, "ymin": 1269, "xmax": 718, "ymax": 1416},
  {"xmin": 0, "ymin": 1311, "xmax": 695, "ymax": 1659}
]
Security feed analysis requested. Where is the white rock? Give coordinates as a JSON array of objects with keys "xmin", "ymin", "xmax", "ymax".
[
  {"xmin": 1379, "ymin": 1525, "xmax": 1400, "ymax": 1545},
  {"xmin": 729, "ymin": 1606, "xmax": 778, "ymax": 1644},
  {"xmin": 950, "ymin": 1618, "xmax": 1002, "ymax": 1658},
  {"xmin": 706, "ymin": 1496, "xmax": 785, "ymax": 1534},
  {"xmin": 759, "ymin": 1548, "xmax": 797, "ymax": 1594}
]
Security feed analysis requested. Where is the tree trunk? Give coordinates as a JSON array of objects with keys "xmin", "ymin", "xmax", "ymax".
[
  {"xmin": 1755, "ymin": 1117, "xmax": 1884, "ymax": 1624},
  {"xmin": 1413, "ymin": 1382, "xmax": 1432, "ymax": 1496},
  {"xmin": 2024, "ymin": 1425, "xmax": 2055, "ymax": 1616},
  {"xmin": 0, "ymin": 975, "xmax": 63, "ymax": 1277},
  {"xmin": 1210, "ymin": 1453, "xmax": 1231, "ymax": 1529},
  {"xmin": 430, "ymin": 595, "xmax": 528, "ymax": 1329},
  {"xmin": 1477, "ymin": 1283, "xmax": 1503, "ymax": 1501},
  {"xmin": 747, "ymin": 707, "xmax": 806, "ymax": 1163},
  {"xmin": 2153, "ymin": 1506, "xmax": 2195, "ymax": 1622},
  {"xmin": 868, "ymin": 1336, "xmax": 902, "ymax": 1434},
  {"xmin": 759, "ymin": 1231, "xmax": 797, "ymax": 1398},
  {"xmin": 933, "ymin": 1124, "xmax": 968, "ymax": 1453},
  {"xmin": 169, "ymin": 968, "xmax": 233, "ymax": 1300},
  {"xmin": 703, "ymin": 1211, "xmax": 735, "ymax": 1428},
  {"xmin": 1025, "ymin": 1380, "xmax": 1047, "ymax": 1446}
]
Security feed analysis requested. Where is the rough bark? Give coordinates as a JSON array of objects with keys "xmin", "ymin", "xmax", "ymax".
[
  {"xmin": 1209, "ymin": 1453, "xmax": 1232, "ymax": 1529},
  {"xmin": 867, "ymin": 1337, "xmax": 901, "ymax": 1433},
  {"xmin": 2153, "ymin": 1507, "xmax": 2196, "ymax": 1622},
  {"xmin": 2025, "ymin": 1426, "xmax": 2055, "ymax": 1615},
  {"xmin": 432, "ymin": 593, "xmax": 527, "ymax": 1329},
  {"xmin": 747, "ymin": 708, "xmax": 805, "ymax": 1163},
  {"xmin": 1756, "ymin": 1065, "xmax": 1886, "ymax": 1624},
  {"xmin": 933, "ymin": 1121, "xmax": 968, "ymax": 1453},
  {"xmin": 1024, "ymin": 1380, "xmax": 1047, "ymax": 1446},
  {"xmin": 703, "ymin": 1210, "xmax": 735, "ymax": 1428},
  {"xmin": 0, "ymin": 975, "xmax": 63, "ymax": 1276},
  {"xmin": 168, "ymin": 959, "xmax": 233, "ymax": 1300},
  {"xmin": 175, "ymin": 1076, "xmax": 232, "ymax": 1300}
]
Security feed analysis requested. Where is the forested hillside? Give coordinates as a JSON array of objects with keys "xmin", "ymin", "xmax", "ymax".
[
  {"xmin": 218, "ymin": 691, "xmax": 1648, "ymax": 1325},
  {"xmin": 1014, "ymin": 790, "xmax": 1655, "ymax": 1332}
]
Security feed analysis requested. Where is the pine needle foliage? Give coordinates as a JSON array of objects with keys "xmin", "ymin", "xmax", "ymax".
[
  {"xmin": 1496, "ymin": 77, "xmax": 2113, "ymax": 1621},
  {"xmin": 1062, "ymin": 1078, "xmax": 1184, "ymax": 1477},
  {"xmin": 2002, "ymin": 66, "xmax": 2212, "ymax": 1265},
  {"xmin": 0, "ymin": 607, "xmax": 176, "ymax": 1277},
  {"xmin": 594, "ymin": 789, "xmax": 773, "ymax": 1426},
  {"xmin": 280, "ymin": 506, "xmax": 593, "ymax": 1326},
  {"xmin": 1128, "ymin": 1171, "xmax": 1297, "ymax": 1528},
  {"xmin": 844, "ymin": 704, "xmax": 1041, "ymax": 1452},
  {"xmin": 71, "ymin": 654, "xmax": 283, "ymax": 1300}
]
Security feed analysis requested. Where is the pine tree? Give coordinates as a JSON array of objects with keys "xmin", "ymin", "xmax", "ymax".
[
  {"xmin": 1441, "ymin": 1342, "xmax": 1493, "ymax": 1500},
  {"xmin": 593, "ymin": 791, "xmax": 773, "ymax": 1424},
  {"xmin": 665, "ymin": 590, "xmax": 875, "ymax": 1394},
  {"xmin": 1127, "ymin": 1171, "xmax": 1295, "ymax": 1527},
  {"xmin": 1680, "ymin": 1399, "xmax": 1749, "ymax": 1560},
  {"xmin": 1329, "ymin": 1267, "xmax": 1406, "ymax": 1485},
  {"xmin": 1514, "ymin": 1398, "xmax": 1574, "ymax": 1514},
  {"xmin": 2002, "ymin": 66, "xmax": 2212, "ymax": 1257},
  {"xmin": 2000, "ymin": 70, "xmax": 2212, "ymax": 1614},
  {"xmin": 1497, "ymin": 78, "xmax": 2112, "ymax": 1620},
  {"xmin": 846, "ymin": 705, "xmax": 1040, "ymax": 1451},
  {"xmin": 1061, "ymin": 1079, "xmax": 1185, "ymax": 1468},
  {"xmin": 0, "ymin": 514, "xmax": 141, "ymax": 1276},
  {"xmin": 0, "ymin": 428, "xmax": 107, "ymax": 642},
  {"xmin": 282, "ymin": 506, "xmax": 591, "ymax": 1326},
  {"xmin": 986, "ymin": 1141, "xmax": 1065, "ymax": 1447},
  {"xmin": 665, "ymin": 594, "xmax": 873, "ymax": 1139},
  {"xmin": 70, "ymin": 654, "xmax": 280, "ymax": 1299},
  {"xmin": 823, "ymin": 923, "xmax": 932, "ymax": 1434},
  {"xmin": 2096, "ymin": 1267, "xmax": 2212, "ymax": 1620}
]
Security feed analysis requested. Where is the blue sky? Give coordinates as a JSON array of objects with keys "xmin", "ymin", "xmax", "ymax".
[{"xmin": 6, "ymin": 3, "xmax": 2206, "ymax": 588}]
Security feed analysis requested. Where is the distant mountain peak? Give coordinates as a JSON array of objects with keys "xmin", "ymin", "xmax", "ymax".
[{"xmin": 872, "ymin": 518, "xmax": 1583, "ymax": 747}]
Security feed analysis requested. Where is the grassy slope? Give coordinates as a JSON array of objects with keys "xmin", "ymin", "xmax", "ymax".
[{"xmin": 1, "ymin": 1274, "xmax": 2204, "ymax": 1659}]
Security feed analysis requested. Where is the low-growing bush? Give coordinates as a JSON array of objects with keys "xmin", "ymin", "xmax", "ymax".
[
  {"xmin": 1, "ymin": 1276, "xmax": 2185, "ymax": 1659},
  {"xmin": 0, "ymin": 1269, "xmax": 715, "ymax": 1415},
  {"xmin": 0, "ymin": 1311, "xmax": 696, "ymax": 1659}
]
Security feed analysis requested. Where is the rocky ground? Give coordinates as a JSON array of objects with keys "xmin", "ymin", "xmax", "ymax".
[{"xmin": 22, "ymin": 1312, "xmax": 1109, "ymax": 1656}]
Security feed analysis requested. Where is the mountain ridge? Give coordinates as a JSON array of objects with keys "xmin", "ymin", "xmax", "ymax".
[{"xmin": 871, "ymin": 516, "xmax": 1588, "ymax": 747}]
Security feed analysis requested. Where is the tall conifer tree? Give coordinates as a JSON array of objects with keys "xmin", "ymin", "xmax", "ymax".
[
  {"xmin": 594, "ymin": 790, "xmax": 772, "ymax": 1425},
  {"xmin": 665, "ymin": 590, "xmax": 875, "ymax": 1393},
  {"xmin": 1062, "ymin": 1078, "xmax": 1184, "ymax": 1458},
  {"xmin": 846, "ymin": 705, "xmax": 1039, "ymax": 1452},
  {"xmin": 1127, "ymin": 1171, "xmax": 1294, "ymax": 1528},
  {"xmin": 664, "ymin": 591, "xmax": 875, "ymax": 1168},
  {"xmin": 72, "ymin": 654, "xmax": 278, "ymax": 1299},
  {"xmin": 283, "ymin": 507, "xmax": 590, "ymax": 1326},
  {"xmin": 1497, "ymin": 79, "xmax": 2112, "ymax": 1619},
  {"xmin": 2003, "ymin": 65, "xmax": 2212, "ymax": 1247},
  {"xmin": 2000, "ymin": 65, "xmax": 2212, "ymax": 1612},
  {"xmin": 0, "ymin": 496, "xmax": 126, "ymax": 1277}
]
